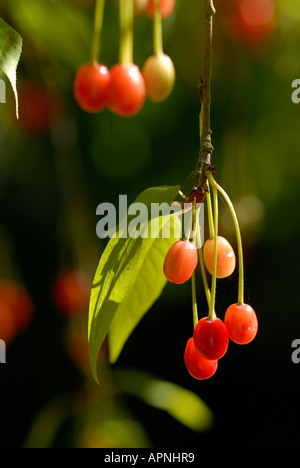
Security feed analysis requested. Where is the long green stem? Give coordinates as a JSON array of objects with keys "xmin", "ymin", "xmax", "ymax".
[
  {"xmin": 119, "ymin": 0, "xmax": 134, "ymax": 65},
  {"xmin": 91, "ymin": 0, "xmax": 106, "ymax": 65},
  {"xmin": 153, "ymin": 0, "xmax": 163, "ymax": 55},
  {"xmin": 191, "ymin": 198, "xmax": 198, "ymax": 244},
  {"xmin": 191, "ymin": 271, "xmax": 198, "ymax": 329},
  {"xmin": 197, "ymin": 228, "xmax": 211, "ymax": 306},
  {"xmin": 206, "ymin": 182, "xmax": 215, "ymax": 239},
  {"xmin": 208, "ymin": 172, "xmax": 244, "ymax": 305},
  {"xmin": 207, "ymin": 180, "xmax": 218, "ymax": 321},
  {"xmin": 191, "ymin": 198, "xmax": 200, "ymax": 329}
]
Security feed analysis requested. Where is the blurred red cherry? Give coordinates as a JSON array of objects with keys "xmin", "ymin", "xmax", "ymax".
[
  {"xmin": 53, "ymin": 270, "xmax": 92, "ymax": 317},
  {"xmin": 146, "ymin": 0, "xmax": 176, "ymax": 19},
  {"xmin": 0, "ymin": 304, "xmax": 17, "ymax": 345},
  {"xmin": 0, "ymin": 280, "xmax": 33, "ymax": 333},
  {"xmin": 0, "ymin": 280, "xmax": 34, "ymax": 345},
  {"xmin": 17, "ymin": 82, "xmax": 63, "ymax": 134},
  {"xmin": 73, "ymin": 63, "xmax": 111, "ymax": 113},
  {"xmin": 218, "ymin": 0, "xmax": 276, "ymax": 45}
]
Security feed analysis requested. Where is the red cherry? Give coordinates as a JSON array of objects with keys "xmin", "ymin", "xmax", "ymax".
[
  {"xmin": 73, "ymin": 63, "xmax": 111, "ymax": 113},
  {"xmin": 163, "ymin": 240, "xmax": 198, "ymax": 284},
  {"xmin": 203, "ymin": 236, "xmax": 236, "ymax": 279},
  {"xmin": 17, "ymin": 83, "xmax": 62, "ymax": 134},
  {"xmin": 184, "ymin": 337, "xmax": 218, "ymax": 380},
  {"xmin": 107, "ymin": 64, "xmax": 146, "ymax": 117},
  {"xmin": 53, "ymin": 270, "xmax": 92, "ymax": 317},
  {"xmin": 146, "ymin": 0, "xmax": 176, "ymax": 19},
  {"xmin": 0, "ymin": 281, "xmax": 33, "ymax": 333},
  {"xmin": 225, "ymin": 303, "xmax": 258, "ymax": 345},
  {"xmin": 219, "ymin": 0, "xmax": 276, "ymax": 45},
  {"xmin": 194, "ymin": 317, "xmax": 229, "ymax": 360},
  {"xmin": 0, "ymin": 304, "xmax": 17, "ymax": 345}
]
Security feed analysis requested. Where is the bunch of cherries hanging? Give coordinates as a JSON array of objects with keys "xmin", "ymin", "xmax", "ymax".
[
  {"xmin": 163, "ymin": 170, "xmax": 258, "ymax": 380},
  {"xmin": 74, "ymin": 0, "xmax": 176, "ymax": 116}
]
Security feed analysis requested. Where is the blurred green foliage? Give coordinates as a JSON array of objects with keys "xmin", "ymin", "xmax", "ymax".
[{"xmin": 0, "ymin": 0, "xmax": 299, "ymax": 448}]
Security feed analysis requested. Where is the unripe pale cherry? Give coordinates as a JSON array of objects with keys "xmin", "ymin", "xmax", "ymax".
[
  {"xmin": 142, "ymin": 54, "xmax": 175, "ymax": 102},
  {"xmin": 134, "ymin": 0, "xmax": 148, "ymax": 16},
  {"xmin": 107, "ymin": 64, "xmax": 146, "ymax": 117},
  {"xmin": 163, "ymin": 240, "xmax": 198, "ymax": 284},
  {"xmin": 194, "ymin": 317, "xmax": 229, "ymax": 360},
  {"xmin": 225, "ymin": 303, "xmax": 258, "ymax": 345},
  {"xmin": 184, "ymin": 337, "xmax": 218, "ymax": 380},
  {"xmin": 73, "ymin": 63, "xmax": 111, "ymax": 113},
  {"xmin": 203, "ymin": 235, "xmax": 236, "ymax": 278}
]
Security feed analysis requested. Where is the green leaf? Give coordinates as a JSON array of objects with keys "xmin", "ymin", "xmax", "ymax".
[
  {"xmin": 115, "ymin": 369, "xmax": 214, "ymax": 432},
  {"xmin": 88, "ymin": 185, "xmax": 181, "ymax": 383},
  {"xmin": 0, "ymin": 18, "xmax": 22, "ymax": 118}
]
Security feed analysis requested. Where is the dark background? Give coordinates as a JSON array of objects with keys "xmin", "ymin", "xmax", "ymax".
[{"xmin": 0, "ymin": 0, "xmax": 299, "ymax": 448}]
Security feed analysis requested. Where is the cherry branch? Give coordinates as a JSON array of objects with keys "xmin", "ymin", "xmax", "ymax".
[{"xmin": 194, "ymin": 0, "xmax": 216, "ymax": 190}]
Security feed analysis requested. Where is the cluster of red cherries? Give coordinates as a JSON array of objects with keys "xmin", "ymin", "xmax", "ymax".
[
  {"xmin": 163, "ymin": 235, "xmax": 258, "ymax": 380},
  {"xmin": 74, "ymin": 0, "xmax": 176, "ymax": 117}
]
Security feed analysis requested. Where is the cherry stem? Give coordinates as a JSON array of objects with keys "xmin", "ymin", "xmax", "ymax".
[
  {"xmin": 119, "ymin": 0, "xmax": 134, "ymax": 65},
  {"xmin": 207, "ymin": 178, "xmax": 218, "ymax": 321},
  {"xmin": 197, "ymin": 228, "xmax": 211, "ymax": 306},
  {"xmin": 191, "ymin": 198, "xmax": 198, "ymax": 245},
  {"xmin": 153, "ymin": 0, "xmax": 163, "ymax": 56},
  {"xmin": 207, "ymin": 172, "xmax": 245, "ymax": 305},
  {"xmin": 191, "ymin": 198, "xmax": 201, "ymax": 329},
  {"xmin": 201, "ymin": 0, "xmax": 215, "ymax": 154},
  {"xmin": 206, "ymin": 181, "xmax": 215, "ymax": 239},
  {"xmin": 191, "ymin": 271, "xmax": 198, "ymax": 329},
  {"xmin": 181, "ymin": 200, "xmax": 196, "ymax": 242},
  {"xmin": 199, "ymin": 105, "xmax": 214, "ymax": 239},
  {"xmin": 91, "ymin": 0, "xmax": 106, "ymax": 65}
]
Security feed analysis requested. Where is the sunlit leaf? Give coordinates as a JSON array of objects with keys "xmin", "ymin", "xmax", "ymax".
[
  {"xmin": 0, "ymin": 18, "xmax": 22, "ymax": 118},
  {"xmin": 88, "ymin": 185, "xmax": 181, "ymax": 383},
  {"xmin": 115, "ymin": 369, "xmax": 214, "ymax": 432}
]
